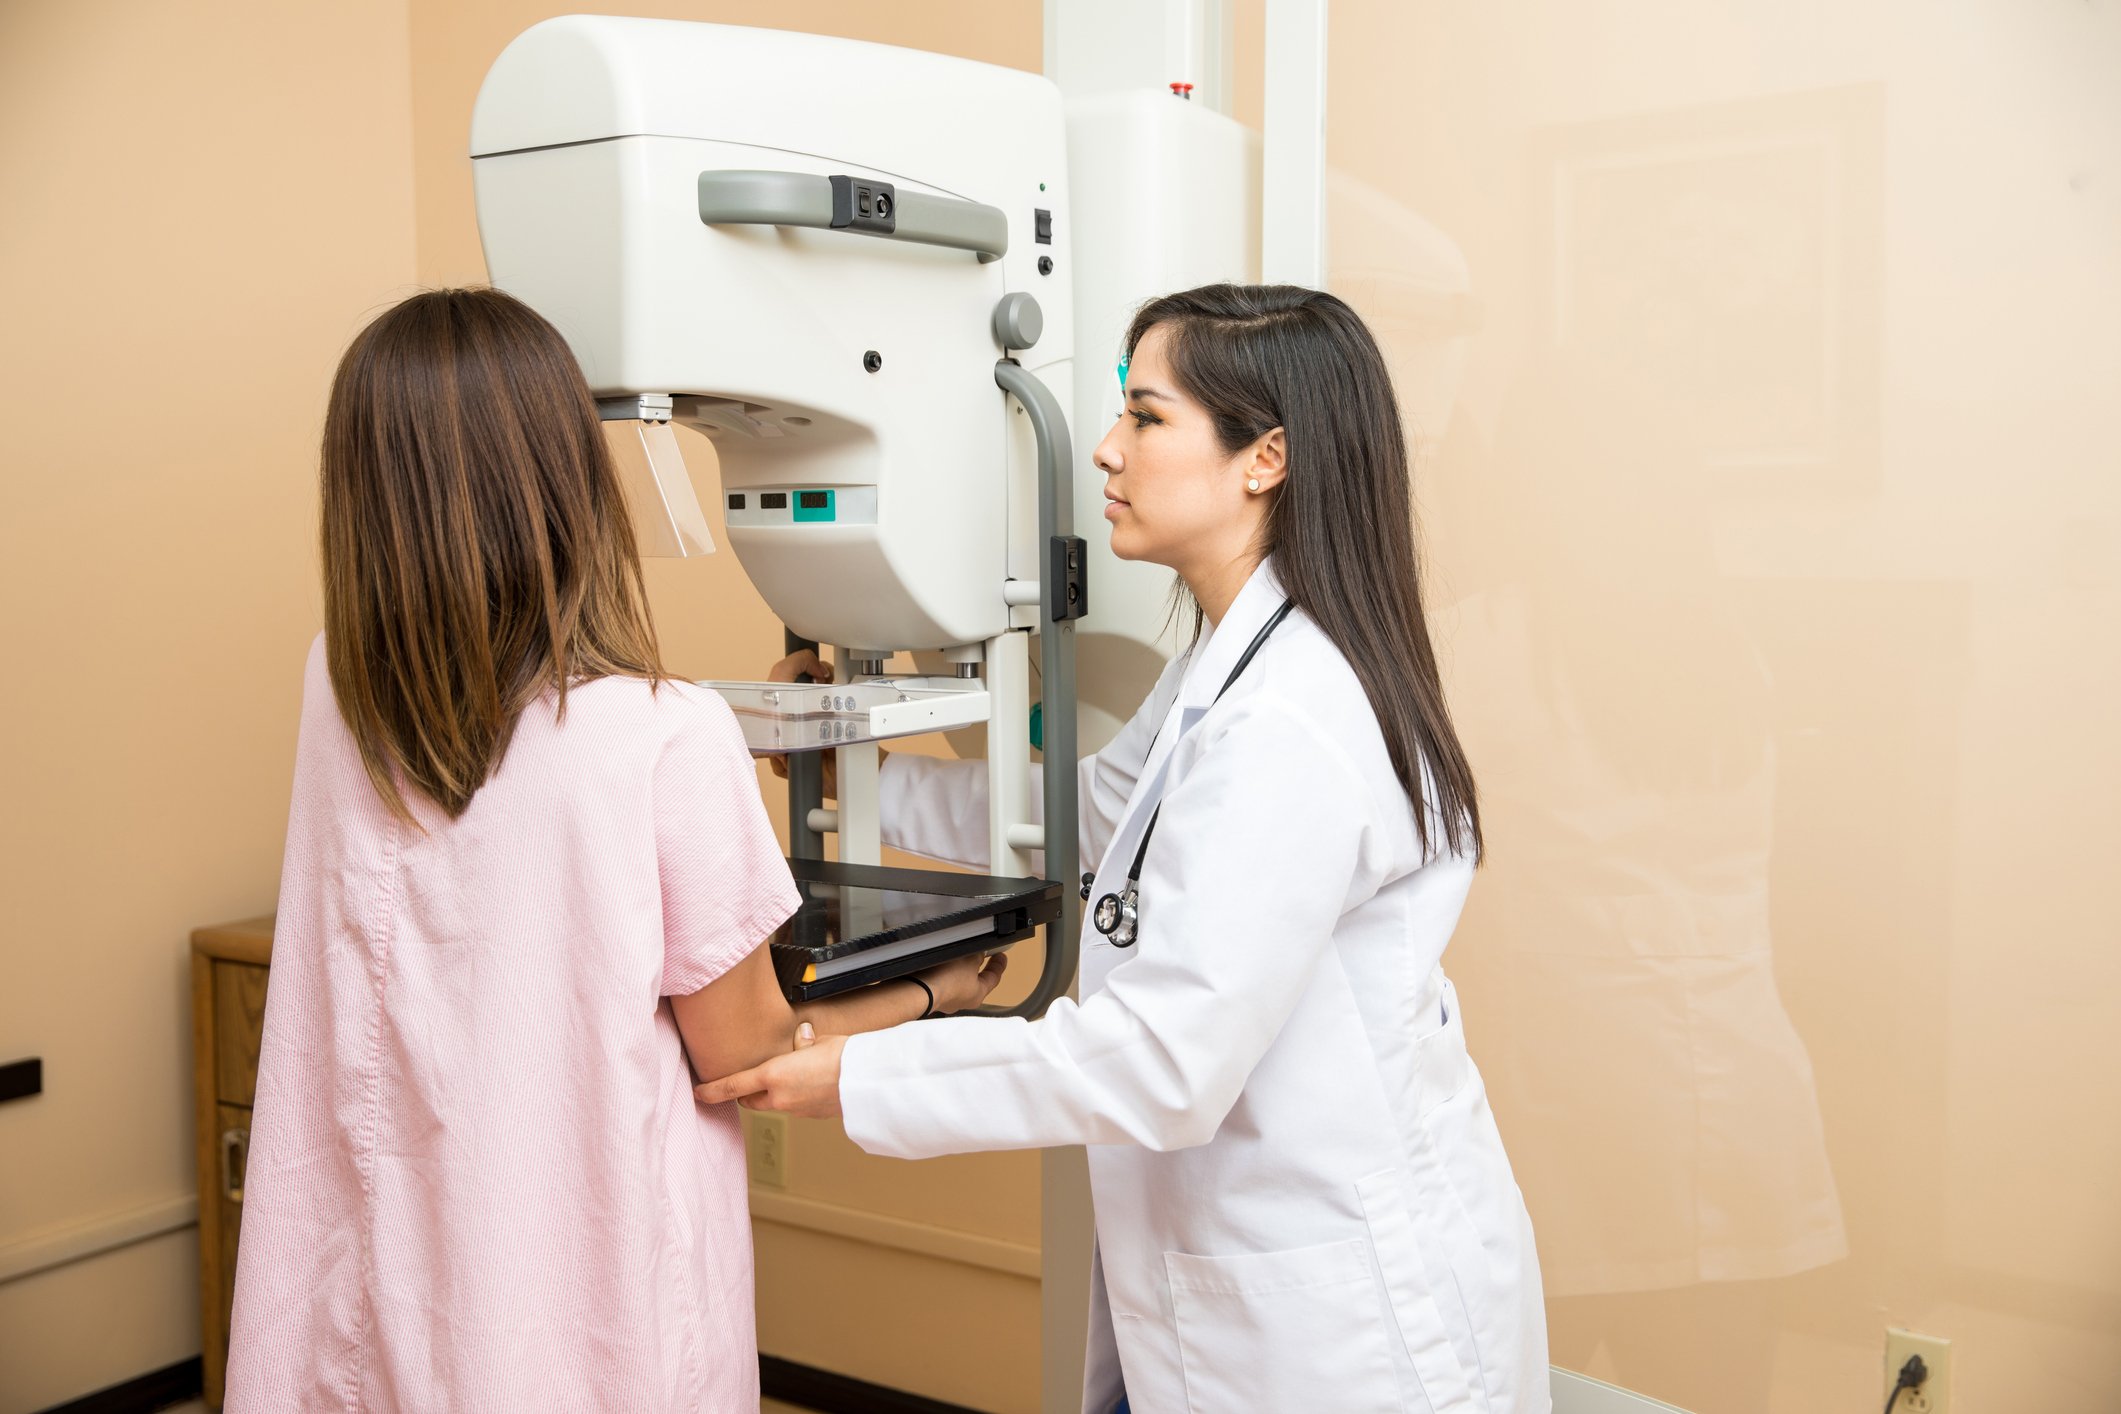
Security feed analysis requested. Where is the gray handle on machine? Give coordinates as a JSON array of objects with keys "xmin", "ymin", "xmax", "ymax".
[
  {"xmin": 698, "ymin": 170, "xmax": 1008, "ymax": 263},
  {"xmin": 988, "ymin": 358, "xmax": 1080, "ymax": 1020}
]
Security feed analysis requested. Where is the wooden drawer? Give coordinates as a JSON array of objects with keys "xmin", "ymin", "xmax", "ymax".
[
  {"xmin": 194, "ymin": 916, "xmax": 272, "ymax": 1408},
  {"xmin": 213, "ymin": 962, "xmax": 269, "ymax": 1107},
  {"xmin": 213, "ymin": 1104, "xmax": 250, "ymax": 1344}
]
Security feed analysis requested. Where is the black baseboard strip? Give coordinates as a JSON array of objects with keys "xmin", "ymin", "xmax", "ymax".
[
  {"xmin": 38, "ymin": 1357, "xmax": 202, "ymax": 1414},
  {"xmin": 761, "ymin": 1355, "xmax": 991, "ymax": 1414},
  {"xmin": 36, "ymin": 1350, "xmax": 985, "ymax": 1414}
]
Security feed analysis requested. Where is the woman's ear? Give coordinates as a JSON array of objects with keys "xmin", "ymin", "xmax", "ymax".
[{"xmin": 1244, "ymin": 427, "xmax": 1289, "ymax": 494}]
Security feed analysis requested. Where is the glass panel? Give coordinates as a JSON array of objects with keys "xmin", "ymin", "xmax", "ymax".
[{"xmin": 1325, "ymin": 5, "xmax": 2121, "ymax": 1411}]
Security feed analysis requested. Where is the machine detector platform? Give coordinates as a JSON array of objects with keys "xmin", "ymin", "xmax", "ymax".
[{"xmin": 771, "ymin": 859, "xmax": 1061, "ymax": 1003}]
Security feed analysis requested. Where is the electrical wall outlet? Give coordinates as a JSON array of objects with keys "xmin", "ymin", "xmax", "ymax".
[
  {"xmin": 746, "ymin": 1110, "xmax": 789, "ymax": 1189},
  {"xmin": 1885, "ymin": 1328, "xmax": 1952, "ymax": 1414},
  {"xmin": 0, "ymin": 1058, "xmax": 41, "ymax": 1104}
]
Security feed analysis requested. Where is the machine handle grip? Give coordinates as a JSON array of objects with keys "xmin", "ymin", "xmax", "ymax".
[
  {"xmin": 986, "ymin": 360, "xmax": 1081, "ymax": 1020},
  {"xmin": 698, "ymin": 170, "xmax": 1009, "ymax": 264}
]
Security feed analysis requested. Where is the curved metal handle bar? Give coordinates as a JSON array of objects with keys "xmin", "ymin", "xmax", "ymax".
[
  {"xmin": 698, "ymin": 170, "xmax": 1008, "ymax": 264},
  {"xmin": 981, "ymin": 358, "xmax": 1080, "ymax": 1020}
]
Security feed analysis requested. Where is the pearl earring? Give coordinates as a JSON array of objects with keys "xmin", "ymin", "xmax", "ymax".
[{"xmin": 1247, "ymin": 477, "xmax": 1261, "ymax": 492}]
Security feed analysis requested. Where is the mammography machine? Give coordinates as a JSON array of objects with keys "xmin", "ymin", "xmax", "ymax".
[{"xmin": 472, "ymin": 17, "xmax": 1085, "ymax": 1012}]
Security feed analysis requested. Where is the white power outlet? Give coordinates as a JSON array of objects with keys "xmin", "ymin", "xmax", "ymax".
[
  {"xmin": 1885, "ymin": 1328, "xmax": 1951, "ymax": 1414},
  {"xmin": 746, "ymin": 1110, "xmax": 789, "ymax": 1189}
]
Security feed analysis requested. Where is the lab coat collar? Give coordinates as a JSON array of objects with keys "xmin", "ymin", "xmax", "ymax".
[
  {"xmin": 1174, "ymin": 557, "xmax": 1290, "ymax": 711},
  {"xmin": 1091, "ymin": 559, "xmax": 1293, "ymax": 878}
]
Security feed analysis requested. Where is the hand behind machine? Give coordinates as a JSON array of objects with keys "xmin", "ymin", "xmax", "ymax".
[{"xmin": 762, "ymin": 648, "xmax": 897, "ymax": 799}]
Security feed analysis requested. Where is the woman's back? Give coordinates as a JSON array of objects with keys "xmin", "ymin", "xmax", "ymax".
[{"xmin": 227, "ymin": 637, "xmax": 796, "ymax": 1412}]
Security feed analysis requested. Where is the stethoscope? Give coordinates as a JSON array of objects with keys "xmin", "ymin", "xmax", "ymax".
[{"xmin": 1080, "ymin": 599, "xmax": 1297, "ymax": 948}]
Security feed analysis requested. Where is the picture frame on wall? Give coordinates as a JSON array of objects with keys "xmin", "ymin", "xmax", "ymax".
[{"xmin": 1533, "ymin": 84, "xmax": 1885, "ymax": 493}]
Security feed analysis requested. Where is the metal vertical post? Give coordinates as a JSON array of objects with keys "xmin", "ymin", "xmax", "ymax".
[{"xmin": 784, "ymin": 628, "xmax": 826, "ymax": 860}]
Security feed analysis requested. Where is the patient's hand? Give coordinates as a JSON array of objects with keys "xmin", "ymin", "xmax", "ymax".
[
  {"xmin": 919, "ymin": 951, "xmax": 1008, "ymax": 1014},
  {"xmin": 769, "ymin": 649, "xmax": 833, "ymax": 687},
  {"xmin": 764, "ymin": 650, "xmax": 891, "ymax": 796},
  {"xmin": 764, "ymin": 650, "xmax": 835, "ymax": 786}
]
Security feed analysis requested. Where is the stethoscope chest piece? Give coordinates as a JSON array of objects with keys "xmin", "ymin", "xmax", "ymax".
[
  {"xmin": 1082, "ymin": 597, "xmax": 1294, "ymax": 959},
  {"xmin": 1093, "ymin": 887, "xmax": 1140, "ymax": 948}
]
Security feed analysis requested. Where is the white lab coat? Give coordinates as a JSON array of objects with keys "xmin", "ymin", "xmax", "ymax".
[{"xmin": 841, "ymin": 561, "xmax": 1550, "ymax": 1414}]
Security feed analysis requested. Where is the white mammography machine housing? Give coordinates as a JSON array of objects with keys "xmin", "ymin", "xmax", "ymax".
[{"xmin": 472, "ymin": 17, "xmax": 1083, "ymax": 1011}]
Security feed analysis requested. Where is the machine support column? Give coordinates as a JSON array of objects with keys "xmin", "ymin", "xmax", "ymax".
[{"xmin": 784, "ymin": 628, "xmax": 827, "ymax": 860}]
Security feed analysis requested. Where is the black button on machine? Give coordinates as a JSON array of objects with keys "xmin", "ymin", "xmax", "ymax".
[{"xmin": 1034, "ymin": 207, "xmax": 1052, "ymax": 245}]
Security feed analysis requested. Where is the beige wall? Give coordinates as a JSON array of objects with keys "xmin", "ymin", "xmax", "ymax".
[
  {"xmin": 1326, "ymin": 2, "xmax": 2121, "ymax": 1411},
  {"xmin": 14, "ymin": 3, "xmax": 2111, "ymax": 1412},
  {"xmin": 0, "ymin": 3, "xmax": 1044, "ymax": 1410},
  {"xmin": 0, "ymin": 1, "xmax": 416, "ymax": 1407}
]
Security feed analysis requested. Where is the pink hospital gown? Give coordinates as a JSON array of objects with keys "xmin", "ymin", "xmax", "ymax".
[{"xmin": 227, "ymin": 637, "xmax": 798, "ymax": 1411}]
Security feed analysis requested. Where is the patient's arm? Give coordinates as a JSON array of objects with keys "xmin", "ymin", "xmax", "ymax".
[
  {"xmin": 671, "ymin": 945, "xmax": 798, "ymax": 1084},
  {"xmin": 675, "ymin": 949, "xmax": 1008, "ymax": 1086}
]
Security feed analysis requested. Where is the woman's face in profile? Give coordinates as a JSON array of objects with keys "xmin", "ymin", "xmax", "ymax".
[{"xmin": 1091, "ymin": 324, "xmax": 1250, "ymax": 572}]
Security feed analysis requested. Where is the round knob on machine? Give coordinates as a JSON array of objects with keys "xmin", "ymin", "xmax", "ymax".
[{"xmin": 991, "ymin": 291, "xmax": 1044, "ymax": 352}]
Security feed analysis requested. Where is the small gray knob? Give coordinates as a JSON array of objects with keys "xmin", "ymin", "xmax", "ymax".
[{"xmin": 991, "ymin": 292, "xmax": 1043, "ymax": 352}]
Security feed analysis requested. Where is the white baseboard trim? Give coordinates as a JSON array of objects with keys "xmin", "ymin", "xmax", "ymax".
[
  {"xmin": 749, "ymin": 1187, "xmax": 1041, "ymax": 1279},
  {"xmin": 0, "ymin": 1187, "xmax": 1042, "ymax": 1287},
  {"xmin": 0, "ymin": 1193, "xmax": 199, "ymax": 1285}
]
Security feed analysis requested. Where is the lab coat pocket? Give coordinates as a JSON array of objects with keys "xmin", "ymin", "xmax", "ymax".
[
  {"xmin": 1357, "ymin": 1169, "xmax": 1489, "ymax": 1414},
  {"xmin": 1165, "ymin": 1238, "xmax": 1398, "ymax": 1414}
]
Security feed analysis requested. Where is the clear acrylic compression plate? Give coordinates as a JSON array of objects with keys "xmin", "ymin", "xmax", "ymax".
[{"xmin": 699, "ymin": 678, "xmax": 991, "ymax": 755}]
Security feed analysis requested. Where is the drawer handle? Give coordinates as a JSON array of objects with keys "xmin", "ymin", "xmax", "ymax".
[{"xmin": 220, "ymin": 1128, "xmax": 248, "ymax": 1204}]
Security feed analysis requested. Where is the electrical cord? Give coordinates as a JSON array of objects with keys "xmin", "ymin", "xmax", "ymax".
[{"xmin": 1884, "ymin": 1354, "xmax": 1928, "ymax": 1414}]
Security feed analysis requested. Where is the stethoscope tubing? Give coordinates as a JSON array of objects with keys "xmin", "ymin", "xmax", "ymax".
[{"xmin": 1086, "ymin": 599, "xmax": 1297, "ymax": 948}]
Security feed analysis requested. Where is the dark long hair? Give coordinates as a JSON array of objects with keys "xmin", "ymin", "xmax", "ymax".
[
  {"xmin": 1125, "ymin": 283, "xmax": 1481, "ymax": 860},
  {"xmin": 320, "ymin": 287, "xmax": 662, "ymax": 822}
]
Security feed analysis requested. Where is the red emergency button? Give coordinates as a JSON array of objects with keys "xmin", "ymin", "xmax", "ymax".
[{"xmin": 1169, "ymin": 81, "xmax": 1194, "ymax": 99}]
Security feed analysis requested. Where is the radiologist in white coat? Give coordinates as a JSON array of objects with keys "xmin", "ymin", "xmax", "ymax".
[{"xmin": 702, "ymin": 284, "xmax": 1549, "ymax": 1414}]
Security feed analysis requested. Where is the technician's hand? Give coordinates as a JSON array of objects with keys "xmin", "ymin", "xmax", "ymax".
[
  {"xmin": 919, "ymin": 951, "xmax": 1009, "ymax": 1014},
  {"xmin": 698, "ymin": 1025, "xmax": 847, "ymax": 1118}
]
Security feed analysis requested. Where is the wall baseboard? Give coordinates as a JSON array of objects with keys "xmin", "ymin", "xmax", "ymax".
[
  {"xmin": 36, "ymin": 1357, "xmax": 201, "ymax": 1414},
  {"xmin": 761, "ymin": 1356, "xmax": 990, "ymax": 1414}
]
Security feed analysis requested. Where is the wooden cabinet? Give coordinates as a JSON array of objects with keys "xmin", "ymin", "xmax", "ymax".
[{"xmin": 191, "ymin": 916, "xmax": 273, "ymax": 1409}]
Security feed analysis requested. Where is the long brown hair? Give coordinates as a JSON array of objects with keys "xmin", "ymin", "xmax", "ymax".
[
  {"xmin": 320, "ymin": 287, "xmax": 662, "ymax": 822},
  {"xmin": 1125, "ymin": 283, "xmax": 1482, "ymax": 860}
]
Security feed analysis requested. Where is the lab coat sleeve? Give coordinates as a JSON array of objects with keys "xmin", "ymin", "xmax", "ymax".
[
  {"xmin": 842, "ymin": 694, "xmax": 1384, "ymax": 1158},
  {"xmin": 877, "ymin": 668, "xmax": 1176, "ymax": 873},
  {"xmin": 877, "ymin": 754, "xmax": 995, "ymax": 872}
]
